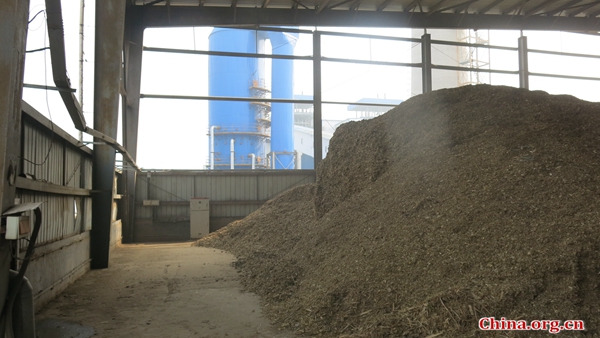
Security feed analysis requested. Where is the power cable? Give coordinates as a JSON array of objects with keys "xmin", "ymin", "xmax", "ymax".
[
  {"xmin": 28, "ymin": 9, "xmax": 45, "ymax": 24},
  {"xmin": 25, "ymin": 46, "xmax": 50, "ymax": 53},
  {"xmin": 21, "ymin": 10, "xmax": 56, "ymax": 167}
]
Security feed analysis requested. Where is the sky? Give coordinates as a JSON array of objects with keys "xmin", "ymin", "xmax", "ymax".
[{"xmin": 21, "ymin": 0, "xmax": 600, "ymax": 170}]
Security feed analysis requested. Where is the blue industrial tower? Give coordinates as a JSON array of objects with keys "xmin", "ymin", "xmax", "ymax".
[{"xmin": 208, "ymin": 28, "xmax": 298, "ymax": 170}]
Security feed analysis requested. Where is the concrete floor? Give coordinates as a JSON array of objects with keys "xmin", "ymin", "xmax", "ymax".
[{"xmin": 35, "ymin": 242, "xmax": 296, "ymax": 338}]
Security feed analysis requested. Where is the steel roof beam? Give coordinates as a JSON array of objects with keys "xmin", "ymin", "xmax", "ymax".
[{"xmin": 137, "ymin": 5, "xmax": 600, "ymax": 29}]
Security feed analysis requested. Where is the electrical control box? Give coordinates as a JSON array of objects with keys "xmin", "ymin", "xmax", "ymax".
[
  {"xmin": 190, "ymin": 198, "xmax": 210, "ymax": 239},
  {"xmin": 5, "ymin": 217, "xmax": 19, "ymax": 240}
]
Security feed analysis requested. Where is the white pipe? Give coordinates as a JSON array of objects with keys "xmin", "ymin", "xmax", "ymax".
[
  {"xmin": 210, "ymin": 126, "xmax": 219, "ymax": 170},
  {"xmin": 272, "ymin": 152, "xmax": 276, "ymax": 169},
  {"xmin": 230, "ymin": 139, "xmax": 235, "ymax": 170},
  {"xmin": 249, "ymin": 153, "xmax": 256, "ymax": 170},
  {"xmin": 295, "ymin": 151, "xmax": 302, "ymax": 170}
]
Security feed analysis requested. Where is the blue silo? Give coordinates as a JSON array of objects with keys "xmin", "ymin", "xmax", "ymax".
[
  {"xmin": 268, "ymin": 31, "xmax": 297, "ymax": 169},
  {"xmin": 208, "ymin": 28, "xmax": 298, "ymax": 170}
]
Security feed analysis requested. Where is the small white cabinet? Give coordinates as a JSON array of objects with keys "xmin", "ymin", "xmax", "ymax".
[{"xmin": 190, "ymin": 198, "xmax": 210, "ymax": 239}]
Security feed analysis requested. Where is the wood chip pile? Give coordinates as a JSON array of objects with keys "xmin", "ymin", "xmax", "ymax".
[{"xmin": 197, "ymin": 85, "xmax": 600, "ymax": 337}]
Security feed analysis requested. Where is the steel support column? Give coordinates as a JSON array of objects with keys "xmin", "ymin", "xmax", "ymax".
[
  {"xmin": 421, "ymin": 33, "xmax": 432, "ymax": 93},
  {"xmin": 91, "ymin": 0, "xmax": 126, "ymax": 269},
  {"xmin": 121, "ymin": 11, "xmax": 144, "ymax": 243},
  {"xmin": 313, "ymin": 31, "xmax": 323, "ymax": 168},
  {"xmin": 518, "ymin": 35, "xmax": 529, "ymax": 89},
  {"xmin": 0, "ymin": 0, "xmax": 29, "ymax": 331},
  {"xmin": 0, "ymin": 0, "xmax": 28, "ymax": 211}
]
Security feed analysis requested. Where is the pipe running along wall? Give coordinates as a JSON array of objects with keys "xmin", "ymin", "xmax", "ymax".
[{"xmin": 208, "ymin": 28, "xmax": 298, "ymax": 170}]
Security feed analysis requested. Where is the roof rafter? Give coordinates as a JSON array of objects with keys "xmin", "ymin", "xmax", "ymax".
[
  {"xmin": 524, "ymin": 0, "xmax": 560, "ymax": 17},
  {"xmin": 502, "ymin": 0, "xmax": 529, "ymax": 15},
  {"xmin": 585, "ymin": 2, "xmax": 600, "ymax": 16},
  {"xmin": 317, "ymin": 0, "xmax": 332, "ymax": 13},
  {"xmin": 568, "ymin": 1, "xmax": 600, "ymax": 16},
  {"xmin": 453, "ymin": 0, "xmax": 481, "ymax": 13},
  {"xmin": 403, "ymin": 0, "xmax": 421, "ymax": 12},
  {"xmin": 427, "ymin": 0, "xmax": 450, "ymax": 15},
  {"xmin": 291, "ymin": 0, "xmax": 310, "ymax": 10},
  {"xmin": 430, "ymin": 0, "xmax": 481, "ymax": 14},
  {"xmin": 429, "ymin": 0, "xmax": 479, "ymax": 15},
  {"xmin": 543, "ymin": 0, "xmax": 584, "ymax": 15},
  {"xmin": 377, "ymin": 0, "xmax": 394, "ymax": 11},
  {"xmin": 477, "ymin": 0, "xmax": 504, "ymax": 14},
  {"xmin": 143, "ymin": 0, "xmax": 166, "ymax": 6},
  {"xmin": 326, "ymin": 0, "xmax": 355, "ymax": 10},
  {"xmin": 349, "ymin": 0, "xmax": 362, "ymax": 10}
]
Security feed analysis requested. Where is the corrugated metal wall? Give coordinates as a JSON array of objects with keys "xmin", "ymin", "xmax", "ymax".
[
  {"xmin": 16, "ymin": 193, "xmax": 87, "ymax": 245},
  {"xmin": 134, "ymin": 171, "xmax": 315, "ymax": 221},
  {"xmin": 17, "ymin": 112, "xmax": 93, "ymax": 247},
  {"xmin": 22, "ymin": 122, "xmax": 92, "ymax": 189}
]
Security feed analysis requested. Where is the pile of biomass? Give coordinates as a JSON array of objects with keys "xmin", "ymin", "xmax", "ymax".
[{"xmin": 198, "ymin": 85, "xmax": 600, "ymax": 337}]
